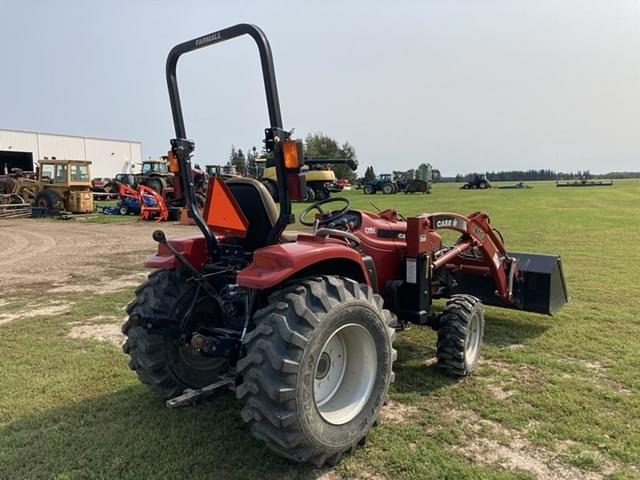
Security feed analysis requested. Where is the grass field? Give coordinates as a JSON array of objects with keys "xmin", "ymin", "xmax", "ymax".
[{"xmin": 1, "ymin": 180, "xmax": 639, "ymax": 479}]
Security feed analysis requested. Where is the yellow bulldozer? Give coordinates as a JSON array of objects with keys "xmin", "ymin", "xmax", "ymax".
[
  {"xmin": 257, "ymin": 157, "xmax": 356, "ymax": 201},
  {"xmin": 0, "ymin": 159, "xmax": 94, "ymax": 213}
]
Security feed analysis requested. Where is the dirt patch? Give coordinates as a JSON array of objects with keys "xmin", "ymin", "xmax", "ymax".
[
  {"xmin": 67, "ymin": 321, "xmax": 124, "ymax": 347},
  {"xmin": 0, "ymin": 219, "xmax": 196, "ymax": 296},
  {"xmin": 450, "ymin": 409, "xmax": 618, "ymax": 480},
  {"xmin": 0, "ymin": 302, "xmax": 71, "ymax": 326},
  {"xmin": 423, "ymin": 357, "xmax": 437, "ymax": 367},
  {"xmin": 580, "ymin": 360, "xmax": 605, "ymax": 370},
  {"xmin": 486, "ymin": 384, "xmax": 513, "ymax": 400},
  {"xmin": 380, "ymin": 399, "xmax": 421, "ymax": 424},
  {"xmin": 313, "ymin": 471, "xmax": 340, "ymax": 480},
  {"xmin": 484, "ymin": 359, "xmax": 544, "ymax": 388},
  {"xmin": 482, "ymin": 359, "xmax": 512, "ymax": 371},
  {"xmin": 51, "ymin": 272, "xmax": 148, "ymax": 295},
  {"xmin": 562, "ymin": 358, "xmax": 632, "ymax": 395}
]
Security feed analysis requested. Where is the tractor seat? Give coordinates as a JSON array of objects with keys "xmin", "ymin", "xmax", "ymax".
[{"xmin": 224, "ymin": 177, "xmax": 302, "ymax": 250}]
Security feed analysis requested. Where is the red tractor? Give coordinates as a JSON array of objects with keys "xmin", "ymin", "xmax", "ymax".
[{"xmin": 122, "ymin": 24, "xmax": 568, "ymax": 467}]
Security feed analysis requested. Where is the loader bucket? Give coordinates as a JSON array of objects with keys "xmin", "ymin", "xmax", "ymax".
[
  {"xmin": 450, "ymin": 252, "xmax": 568, "ymax": 315},
  {"xmin": 509, "ymin": 252, "xmax": 568, "ymax": 315}
]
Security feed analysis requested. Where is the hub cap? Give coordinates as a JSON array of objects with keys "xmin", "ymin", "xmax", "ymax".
[{"xmin": 314, "ymin": 323, "xmax": 377, "ymax": 425}]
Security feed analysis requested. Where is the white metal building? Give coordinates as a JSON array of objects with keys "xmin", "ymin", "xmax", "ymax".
[{"xmin": 0, "ymin": 128, "xmax": 142, "ymax": 178}]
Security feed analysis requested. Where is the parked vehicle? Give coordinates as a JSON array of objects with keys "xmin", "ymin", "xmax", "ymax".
[
  {"xmin": 120, "ymin": 23, "xmax": 568, "ymax": 468},
  {"xmin": 460, "ymin": 174, "xmax": 491, "ymax": 189},
  {"xmin": 0, "ymin": 159, "xmax": 94, "ymax": 213},
  {"xmin": 364, "ymin": 173, "xmax": 397, "ymax": 194}
]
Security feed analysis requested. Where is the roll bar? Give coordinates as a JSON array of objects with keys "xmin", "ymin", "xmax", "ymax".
[{"xmin": 165, "ymin": 23, "xmax": 292, "ymax": 258}]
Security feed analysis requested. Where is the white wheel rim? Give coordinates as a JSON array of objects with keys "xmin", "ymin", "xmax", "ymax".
[
  {"xmin": 314, "ymin": 323, "xmax": 377, "ymax": 425},
  {"xmin": 465, "ymin": 313, "xmax": 481, "ymax": 363}
]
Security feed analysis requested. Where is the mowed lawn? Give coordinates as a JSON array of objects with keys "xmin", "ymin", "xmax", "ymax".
[{"xmin": 1, "ymin": 180, "xmax": 639, "ymax": 479}]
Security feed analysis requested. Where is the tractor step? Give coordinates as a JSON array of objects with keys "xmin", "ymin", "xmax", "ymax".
[{"xmin": 165, "ymin": 375, "xmax": 235, "ymax": 408}]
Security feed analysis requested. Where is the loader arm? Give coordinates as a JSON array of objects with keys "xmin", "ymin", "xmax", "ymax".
[
  {"xmin": 425, "ymin": 211, "xmax": 567, "ymax": 315},
  {"xmin": 426, "ymin": 211, "xmax": 515, "ymax": 302}
]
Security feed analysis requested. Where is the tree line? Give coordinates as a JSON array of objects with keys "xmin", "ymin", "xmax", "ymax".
[
  {"xmin": 439, "ymin": 169, "xmax": 640, "ymax": 183},
  {"xmin": 226, "ymin": 135, "xmax": 639, "ymax": 183},
  {"xmin": 227, "ymin": 132, "xmax": 357, "ymax": 182}
]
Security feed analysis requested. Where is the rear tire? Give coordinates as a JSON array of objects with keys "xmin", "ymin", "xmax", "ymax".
[
  {"xmin": 103, "ymin": 182, "xmax": 116, "ymax": 194},
  {"xmin": 236, "ymin": 276, "xmax": 396, "ymax": 466},
  {"xmin": 302, "ymin": 186, "xmax": 316, "ymax": 202},
  {"xmin": 313, "ymin": 186, "xmax": 329, "ymax": 201},
  {"xmin": 145, "ymin": 177, "xmax": 165, "ymax": 194},
  {"xmin": 436, "ymin": 294, "xmax": 484, "ymax": 377},
  {"xmin": 382, "ymin": 183, "xmax": 394, "ymax": 194},
  {"xmin": 35, "ymin": 189, "xmax": 61, "ymax": 211},
  {"xmin": 122, "ymin": 269, "xmax": 226, "ymax": 398}
]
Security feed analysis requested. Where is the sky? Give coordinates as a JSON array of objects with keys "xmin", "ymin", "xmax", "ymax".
[{"xmin": 1, "ymin": 0, "xmax": 639, "ymax": 176}]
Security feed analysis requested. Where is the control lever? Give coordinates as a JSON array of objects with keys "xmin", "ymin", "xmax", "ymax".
[
  {"xmin": 153, "ymin": 230, "xmax": 221, "ymax": 301},
  {"xmin": 153, "ymin": 230, "xmax": 199, "ymax": 275}
]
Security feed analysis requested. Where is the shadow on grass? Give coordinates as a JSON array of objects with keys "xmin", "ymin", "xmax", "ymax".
[
  {"xmin": 0, "ymin": 386, "xmax": 320, "ymax": 480},
  {"xmin": 0, "ymin": 314, "xmax": 551, "ymax": 479},
  {"xmin": 391, "ymin": 312, "xmax": 550, "ymax": 396},
  {"xmin": 482, "ymin": 312, "xmax": 550, "ymax": 348}
]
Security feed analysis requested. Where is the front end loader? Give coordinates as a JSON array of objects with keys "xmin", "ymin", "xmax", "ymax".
[{"xmin": 122, "ymin": 24, "xmax": 568, "ymax": 467}]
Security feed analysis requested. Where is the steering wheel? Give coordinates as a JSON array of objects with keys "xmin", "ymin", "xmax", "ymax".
[{"xmin": 299, "ymin": 197, "xmax": 351, "ymax": 227}]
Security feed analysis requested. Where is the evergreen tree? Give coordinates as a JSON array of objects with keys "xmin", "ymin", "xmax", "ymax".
[
  {"xmin": 364, "ymin": 166, "xmax": 376, "ymax": 181},
  {"xmin": 304, "ymin": 132, "xmax": 358, "ymax": 182},
  {"xmin": 229, "ymin": 146, "xmax": 247, "ymax": 175}
]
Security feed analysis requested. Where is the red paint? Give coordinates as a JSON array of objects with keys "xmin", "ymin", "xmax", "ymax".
[
  {"xmin": 237, "ymin": 235, "xmax": 369, "ymax": 289},
  {"xmin": 143, "ymin": 204, "xmax": 516, "ymax": 307},
  {"xmin": 144, "ymin": 235, "xmax": 207, "ymax": 270}
]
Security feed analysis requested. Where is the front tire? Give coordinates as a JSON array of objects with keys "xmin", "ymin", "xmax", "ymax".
[
  {"xmin": 363, "ymin": 185, "xmax": 375, "ymax": 194},
  {"xmin": 119, "ymin": 203, "xmax": 130, "ymax": 216},
  {"xmin": 236, "ymin": 276, "xmax": 396, "ymax": 466},
  {"xmin": 302, "ymin": 186, "xmax": 316, "ymax": 202},
  {"xmin": 436, "ymin": 294, "xmax": 484, "ymax": 377},
  {"xmin": 122, "ymin": 269, "xmax": 226, "ymax": 398},
  {"xmin": 313, "ymin": 186, "xmax": 330, "ymax": 201}
]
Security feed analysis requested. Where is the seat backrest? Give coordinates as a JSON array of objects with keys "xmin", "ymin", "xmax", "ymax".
[{"xmin": 224, "ymin": 177, "xmax": 278, "ymax": 251}]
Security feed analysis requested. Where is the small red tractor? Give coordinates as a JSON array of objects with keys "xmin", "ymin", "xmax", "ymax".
[{"xmin": 122, "ymin": 24, "xmax": 568, "ymax": 467}]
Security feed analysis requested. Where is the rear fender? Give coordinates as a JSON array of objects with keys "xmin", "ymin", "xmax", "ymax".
[
  {"xmin": 237, "ymin": 235, "xmax": 371, "ymax": 289},
  {"xmin": 144, "ymin": 235, "xmax": 207, "ymax": 270}
]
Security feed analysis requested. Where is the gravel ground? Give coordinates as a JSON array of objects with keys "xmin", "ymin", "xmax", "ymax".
[{"xmin": 0, "ymin": 219, "xmax": 199, "ymax": 296}]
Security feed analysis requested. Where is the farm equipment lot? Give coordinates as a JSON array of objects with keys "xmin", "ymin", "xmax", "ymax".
[
  {"xmin": 1, "ymin": 181, "xmax": 639, "ymax": 479},
  {"xmin": 0, "ymin": 220, "xmax": 193, "ymax": 297}
]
